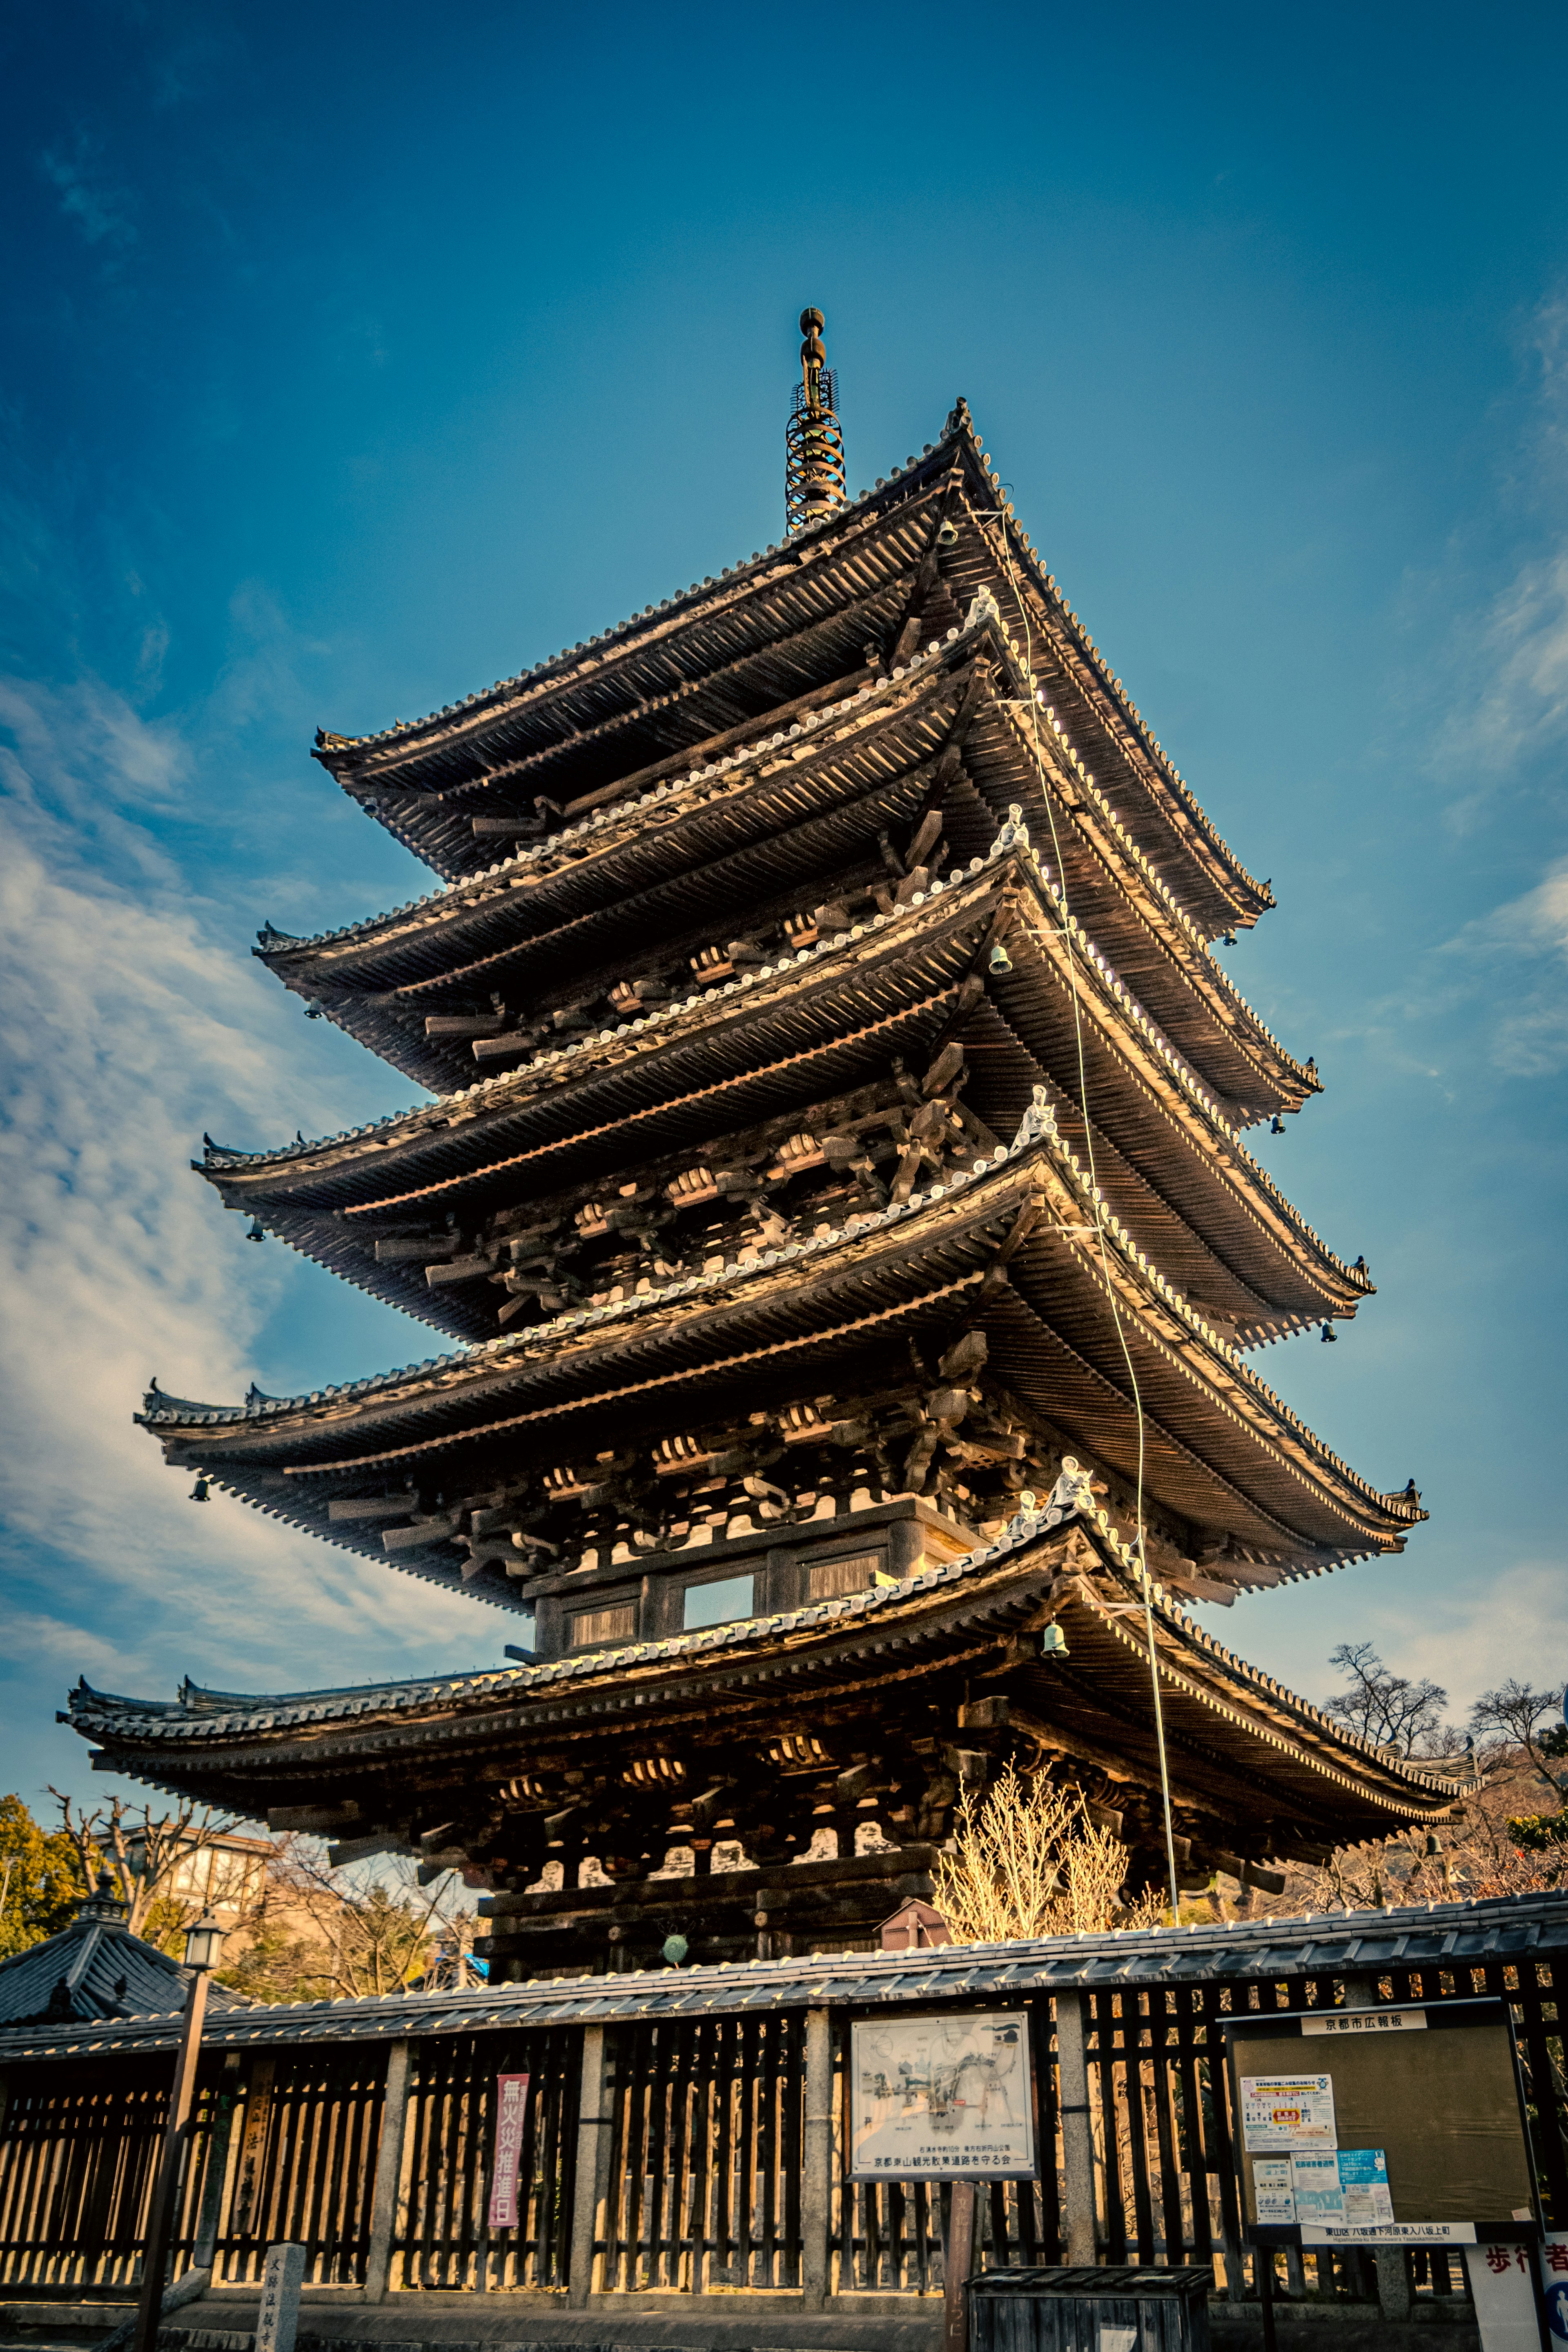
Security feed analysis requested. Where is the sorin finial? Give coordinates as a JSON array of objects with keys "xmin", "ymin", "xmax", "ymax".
[{"xmin": 785, "ymin": 306, "xmax": 847, "ymax": 533}]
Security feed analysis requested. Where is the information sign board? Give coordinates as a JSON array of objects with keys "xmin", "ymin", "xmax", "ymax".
[
  {"xmin": 1223, "ymin": 1998, "xmax": 1539, "ymax": 2250},
  {"xmin": 849, "ymin": 2010, "xmax": 1035, "ymax": 2180}
]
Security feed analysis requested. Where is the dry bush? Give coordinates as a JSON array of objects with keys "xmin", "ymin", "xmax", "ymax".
[{"xmin": 931, "ymin": 1764, "xmax": 1161, "ymax": 1942}]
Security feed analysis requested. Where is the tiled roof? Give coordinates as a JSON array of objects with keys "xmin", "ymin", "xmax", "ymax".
[
  {"xmin": 2, "ymin": 1887, "xmax": 1555, "ymax": 2060},
  {"xmin": 313, "ymin": 405, "xmax": 1270, "ymax": 917},
  {"xmin": 151, "ymin": 924, "xmax": 1402, "ymax": 1545},
  {"xmin": 0, "ymin": 1878, "xmax": 252, "ymax": 2027},
  {"xmin": 65, "ymin": 1497, "xmax": 1436, "ymax": 1796}
]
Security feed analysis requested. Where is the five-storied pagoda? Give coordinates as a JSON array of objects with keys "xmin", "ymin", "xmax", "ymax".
[{"xmin": 68, "ymin": 314, "xmax": 1449, "ymax": 1976}]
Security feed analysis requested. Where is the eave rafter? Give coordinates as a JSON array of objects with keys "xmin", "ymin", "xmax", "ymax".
[
  {"xmin": 267, "ymin": 612, "xmax": 1303, "ymax": 1120},
  {"xmin": 310, "ymin": 409, "xmax": 1266, "ymax": 935},
  {"xmin": 63, "ymin": 1513, "xmax": 1449, "ymax": 1849},
  {"xmin": 154, "ymin": 1109, "xmax": 1420, "ymax": 1591},
  {"xmin": 214, "ymin": 844, "xmax": 1366, "ymax": 1349}
]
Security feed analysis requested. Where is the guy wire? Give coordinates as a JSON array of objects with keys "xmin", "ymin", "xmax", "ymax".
[{"xmin": 985, "ymin": 512, "xmax": 1184, "ymax": 1927}]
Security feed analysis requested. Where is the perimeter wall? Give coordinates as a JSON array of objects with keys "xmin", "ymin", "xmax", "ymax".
[{"xmin": 0, "ymin": 1900, "xmax": 1563, "ymax": 2323}]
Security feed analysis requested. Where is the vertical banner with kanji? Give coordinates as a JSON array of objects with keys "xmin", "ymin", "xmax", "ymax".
[{"xmin": 487, "ymin": 2071, "xmax": 530, "ymax": 2229}]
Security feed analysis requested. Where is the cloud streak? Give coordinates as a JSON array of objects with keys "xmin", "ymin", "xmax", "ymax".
[{"xmin": 0, "ymin": 671, "xmax": 497, "ymax": 1797}]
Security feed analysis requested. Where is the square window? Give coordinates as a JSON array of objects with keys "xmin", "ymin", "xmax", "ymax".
[{"xmin": 682, "ymin": 1573, "xmax": 755, "ymax": 1631}]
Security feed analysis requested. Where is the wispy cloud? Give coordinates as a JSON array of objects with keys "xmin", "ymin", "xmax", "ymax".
[
  {"xmin": 1422, "ymin": 290, "xmax": 1568, "ymax": 825},
  {"xmin": 39, "ymin": 136, "xmax": 137, "ymax": 252},
  {"xmin": 0, "ymin": 674, "xmax": 494, "ymax": 1790},
  {"xmin": 1437, "ymin": 854, "xmax": 1568, "ymax": 1074}
]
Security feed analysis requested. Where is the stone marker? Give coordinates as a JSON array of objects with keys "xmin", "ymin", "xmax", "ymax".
[{"xmin": 255, "ymin": 2241, "xmax": 306, "ymax": 2352}]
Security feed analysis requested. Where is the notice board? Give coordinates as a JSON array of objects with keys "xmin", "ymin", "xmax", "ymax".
[{"xmin": 1223, "ymin": 1998, "xmax": 1539, "ymax": 2247}]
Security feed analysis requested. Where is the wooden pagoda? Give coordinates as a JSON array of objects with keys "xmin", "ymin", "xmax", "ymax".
[{"xmin": 67, "ymin": 317, "xmax": 1447, "ymax": 1976}]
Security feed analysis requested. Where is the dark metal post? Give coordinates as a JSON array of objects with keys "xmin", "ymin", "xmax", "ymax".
[{"xmin": 131, "ymin": 1917, "xmax": 223, "ymax": 2352}]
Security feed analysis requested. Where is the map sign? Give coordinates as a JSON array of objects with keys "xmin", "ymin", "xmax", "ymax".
[{"xmin": 850, "ymin": 2011, "xmax": 1035, "ymax": 2180}]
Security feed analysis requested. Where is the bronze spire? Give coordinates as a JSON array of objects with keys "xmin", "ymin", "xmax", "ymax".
[{"xmin": 784, "ymin": 306, "xmax": 847, "ymax": 532}]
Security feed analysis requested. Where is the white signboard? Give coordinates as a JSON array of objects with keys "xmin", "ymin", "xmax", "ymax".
[
  {"xmin": 1254, "ymin": 2159, "xmax": 1296, "ymax": 2223},
  {"xmin": 1240, "ymin": 2071, "xmax": 1337, "ymax": 2153},
  {"xmin": 850, "ymin": 2011, "xmax": 1035, "ymax": 2180}
]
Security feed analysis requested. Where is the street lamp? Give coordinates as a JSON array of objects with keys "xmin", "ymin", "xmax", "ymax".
[{"xmin": 131, "ymin": 1913, "xmax": 227, "ymax": 2352}]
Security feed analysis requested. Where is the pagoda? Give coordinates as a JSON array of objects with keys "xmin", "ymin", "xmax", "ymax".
[{"xmin": 67, "ymin": 313, "xmax": 1448, "ymax": 1976}]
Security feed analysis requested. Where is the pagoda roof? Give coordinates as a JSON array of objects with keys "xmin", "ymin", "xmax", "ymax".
[
  {"xmin": 270, "ymin": 610, "xmax": 1306, "ymax": 1120},
  {"xmin": 209, "ymin": 840, "xmax": 1367, "ymax": 1345},
  {"xmin": 310, "ymin": 405, "xmax": 1269, "ymax": 938},
  {"xmin": 62, "ymin": 1507, "xmax": 1448, "ymax": 1851},
  {"xmin": 149, "ymin": 1095, "xmax": 1422, "ymax": 1591}
]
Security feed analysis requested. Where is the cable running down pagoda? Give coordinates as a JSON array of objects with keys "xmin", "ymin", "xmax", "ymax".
[{"xmin": 67, "ymin": 311, "xmax": 1445, "ymax": 1976}]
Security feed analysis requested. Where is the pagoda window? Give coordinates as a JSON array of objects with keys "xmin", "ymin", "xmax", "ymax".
[
  {"xmin": 567, "ymin": 1601, "xmax": 637, "ymax": 1649},
  {"xmin": 681, "ymin": 1572, "xmax": 755, "ymax": 1632}
]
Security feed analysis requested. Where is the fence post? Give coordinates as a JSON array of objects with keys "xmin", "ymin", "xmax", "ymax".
[
  {"xmin": 363, "ymin": 2040, "xmax": 412, "ymax": 2305},
  {"xmin": 1341, "ymin": 1975, "xmax": 1411, "ymax": 2321},
  {"xmin": 568, "ymin": 2026, "xmax": 612, "ymax": 2308},
  {"xmin": 802, "ymin": 2007, "xmax": 833, "ymax": 2310},
  {"xmin": 1056, "ymin": 1991, "xmax": 1098, "ymax": 2265},
  {"xmin": 193, "ymin": 2053, "xmax": 243, "ymax": 2271}
]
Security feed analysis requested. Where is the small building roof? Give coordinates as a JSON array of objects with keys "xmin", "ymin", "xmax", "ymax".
[{"xmin": 0, "ymin": 1874, "xmax": 252, "ymax": 2028}]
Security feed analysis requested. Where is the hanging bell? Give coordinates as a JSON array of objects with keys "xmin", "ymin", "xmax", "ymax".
[
  {"xmin": 1320, "ymin": 1322, "xmax": 1336, "ymax": 1343},
  {"xmin": 189, "ymin": 1476, "xmax": 210, "ymax": 1503},
  {"xmin": 1039, "ymin": 1623, "xmax": 1069, "ymax": 1658},
  {"xmin": 247, "ymin": 1219, "xmax": 265, "ymax": 1243},
  {"xmin": 1270, "ymin": 1117, "xmax": 1285, "ymax": 1136},
  {"xmin": 304, "ymin": 1000, "xmax": 325, "ymax": 1020},
  {"xmin": 989, "ymin": 942, "xmax": 1013, "ymax": 976}
]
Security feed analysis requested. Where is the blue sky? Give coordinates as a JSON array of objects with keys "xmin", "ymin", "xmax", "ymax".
[{"xmin": 3, "ymin": 0, "xmax": 1566, "ymax": 1816}]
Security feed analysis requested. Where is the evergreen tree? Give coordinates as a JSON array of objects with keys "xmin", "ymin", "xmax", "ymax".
[{"xmin": 0, "ymin": 1794, "xmax": 89, "ymax": 1957}]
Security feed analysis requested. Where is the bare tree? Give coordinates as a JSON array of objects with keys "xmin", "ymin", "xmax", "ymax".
[
  {"xmin": 220, "ymin": 1835, "xmax": 478, "ymax": 2003},
  {"xmin": 1469, "ymin": 1679, "xmax": 1567, "ymax": 1803},
  {"xmin": 1321, "ymin": 1642, "xmax": 1450, "ymax": 1757},
  {"xmin": 48, "ymin": 1790, "xmax": 242, "ymax": 1946},
  {"xmin": 931, "ymin": 1765, "xmax": 1162, "ymax": 1942}
]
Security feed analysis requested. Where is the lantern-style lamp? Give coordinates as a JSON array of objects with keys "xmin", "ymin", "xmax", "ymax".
[{"xmin": 183, "ymin": 1909, "xmax": 226, "ymax": 1972}]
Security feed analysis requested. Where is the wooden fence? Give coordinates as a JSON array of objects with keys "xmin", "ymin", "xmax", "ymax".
[{"xmin": 0, "ymin": 1937, "xmax": 1562, "ymax": 2310}]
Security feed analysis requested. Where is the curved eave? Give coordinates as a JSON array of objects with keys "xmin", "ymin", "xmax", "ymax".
[
  {"xmin": 154, "ymin": 1133, "xmax": 1422, "ymax": 1579},
  {"xmin": 214, "ymin": 851, "xmax": 1367, "ymax": 1346},
  {"xmin": 273, "ymin": 614, "xmax": 1296, "ymax": 1118},
  {"xmin": 313, "ymin": 411, "xmax": 1267, "ymax": 932},
  {"xmin": 64, "ymin": 1517, "xmax": 1446, "ymax": 1841}
]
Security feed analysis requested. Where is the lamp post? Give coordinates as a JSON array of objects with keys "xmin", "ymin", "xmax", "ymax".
[{"xmin": 131, "ymin": 1911, "xmax": 227, "ymax": 2352}]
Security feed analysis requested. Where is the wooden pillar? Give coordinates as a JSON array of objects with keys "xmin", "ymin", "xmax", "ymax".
[
  {"xmin": 801, "ymin": 2007, "xmax": 833, "ymax": 2310},
  {"xmin": 1055, "ymin": 1990, "xmax": 1098, "ymax": 2265},
  {"xmin": 363, "ymin": 2040, "xmax": 412, "ymax": 2305},
  {"xmin": 1340, "ymin": 1976, "xmax": 1411, "ymax": 2322},
  {"xmin": 568, "ymin": 2025, "xmax": 614, "ymax": 2309},
  {"xmin": 193, "ymin": 2053, "xmax": 243, "ymax": 2271}
]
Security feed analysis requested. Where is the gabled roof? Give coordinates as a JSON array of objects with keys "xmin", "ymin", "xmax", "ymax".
[
  {"xmin": 0, "ymin": 1875, "xmax": 251, "ymax": 2027},
  {"xmin": 309, "ymin": 406, "xmax": 1270, "ymax": 936},
  {"xmin": 63, "ymin": 1506, "xmax": 1447, "ymax": 1848}
]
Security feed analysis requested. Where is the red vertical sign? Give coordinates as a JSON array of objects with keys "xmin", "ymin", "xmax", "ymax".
[{"xmin": 488, "ymin": 2072, "xmax": 530, "ymax": 2229}]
